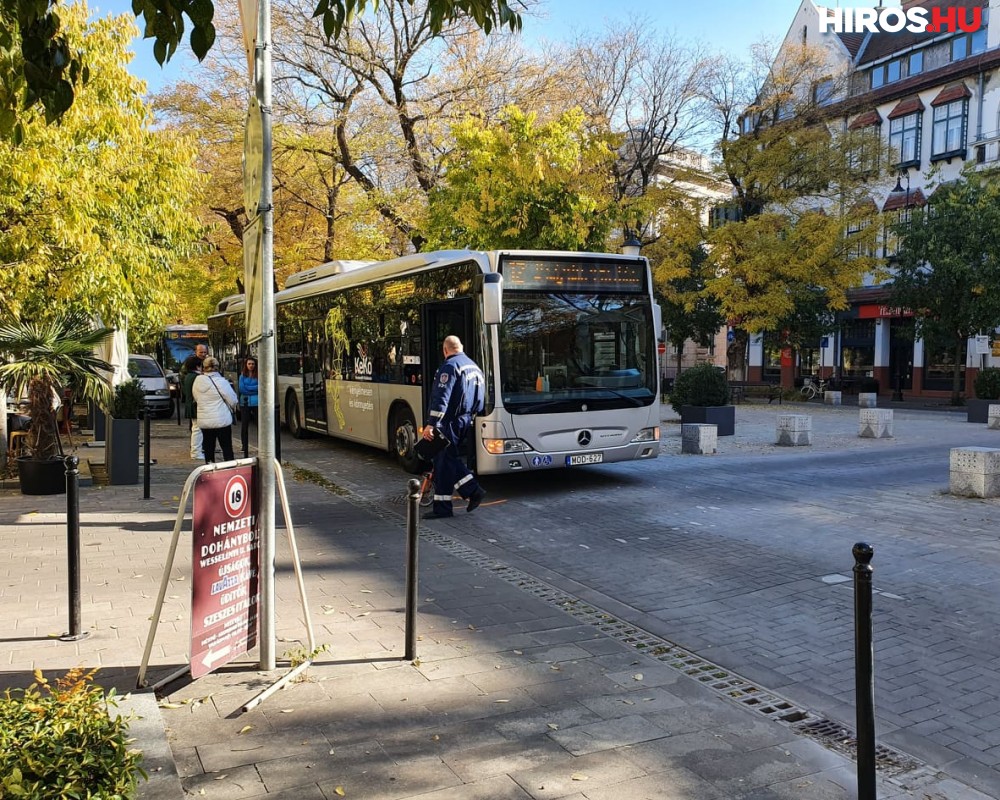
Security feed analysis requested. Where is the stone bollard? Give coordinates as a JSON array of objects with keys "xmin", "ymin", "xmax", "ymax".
[
  {"xmin": 824, "ymin": 390, "xmax": 842, "ymax": 406},
  {"xmin": 859, "ymin": 408, "xmax": 893, "ymax": 439},
  {"xmin": 681, "ymin": 423, "xmax": 717, "ymax": 455},
  {"xmin": 988, "ymin": 404, "xmax": 1000, "ymax": 430},
  {"xmin": 858, "ymin": 392, "xmax": 877, "ymax": 409},
  {"xmin": 950, "ymin": 447, "xmax": 1000, "ymax": 498},
  {"xmin": 776, "ymin": 414, "xmax": 812, "ymax": 446}
]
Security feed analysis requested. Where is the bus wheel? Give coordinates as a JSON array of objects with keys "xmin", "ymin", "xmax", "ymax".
[
  {"xmin": 392, "ymin": 407, "xmax": 421, "ymax": 474},
  {"xmin": 286, "ymin": 393, "xmax": 307, "ymax": 439}
]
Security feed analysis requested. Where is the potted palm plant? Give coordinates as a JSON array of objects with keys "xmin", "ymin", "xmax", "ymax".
[
  {"xmin": 671, "ymin": 363, "xmax": 735, "ymax": 436},
  {"xmin": 0, "ymin": 315, "xmax": 113, "ymax": 495},
  {"xmin": 106, "ymin": 377, "xmax": 144, "ymax": 485}
]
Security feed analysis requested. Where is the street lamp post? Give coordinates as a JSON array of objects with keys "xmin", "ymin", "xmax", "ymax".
[
  {"xmin": 890, "ymin": 171, "xmax": 909, "ymax": 403},
  {"xmin": 622, "ymin": 233, "xmax": 642, "ymax": 257}
]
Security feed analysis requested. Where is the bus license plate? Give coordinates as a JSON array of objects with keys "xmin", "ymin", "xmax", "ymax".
[{"xmin": 566, "ymin": 453, "xmax": 603, "ymax": 466}]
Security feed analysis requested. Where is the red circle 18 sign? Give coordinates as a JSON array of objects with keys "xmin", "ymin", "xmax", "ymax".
[{"xmin": 225, "ymin": 475, "xmax": 249, "ymax": 518}]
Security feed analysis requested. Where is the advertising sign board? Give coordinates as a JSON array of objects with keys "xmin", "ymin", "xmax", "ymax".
[{"xmin": 191, "ymin": 465, "xmax": 260, "ymax": 679}]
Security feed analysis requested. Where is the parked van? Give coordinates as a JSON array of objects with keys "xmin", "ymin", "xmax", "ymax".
[{"xmin": 128, "ymin": 354, "xmax": 172, "ymax": 417}]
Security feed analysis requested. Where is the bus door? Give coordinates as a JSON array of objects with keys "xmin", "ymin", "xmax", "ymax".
[
  {"xmin": 421, "ymin": 300, "xmax": 473, "ymax": 418},
  {"xmin": 303, "ymin": 319, "xmax": 328, "ymax": 431}
]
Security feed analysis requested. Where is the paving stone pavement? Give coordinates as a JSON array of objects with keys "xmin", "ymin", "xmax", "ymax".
[{"xmin": 0, "ymin": 409, "xmax": 993, "ymax": 799}]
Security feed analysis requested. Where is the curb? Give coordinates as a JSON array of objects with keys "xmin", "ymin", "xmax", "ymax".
[{"xmin": 115, "ymin": 692, "xmax": 185, "ymax": 799}]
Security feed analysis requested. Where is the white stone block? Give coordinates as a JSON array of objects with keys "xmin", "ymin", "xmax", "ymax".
[
  {"xmin": 858, "ymin": 392, "xmax": 877, "ymax": 409},
  {"xmin": 681, "ymin": 423, "xmax": 717, "ymax": 455},
  {"xmin": 824, "ymin": 391, "xmax": 842, "ymax": 406},
  {"xmin": 859, "ymin": 408, "xmax": 893, "ymax": 439},
  {"xmin": 950, "ymin": 447, "xmax": 1000, "ymax": 498},
  {"xmin": 776, "ymin": 414, "xmax": 812, "ymax": 446},
  {"xmin": 988, "ymin": 404, "xmax": 1000, "ymax": 430}
]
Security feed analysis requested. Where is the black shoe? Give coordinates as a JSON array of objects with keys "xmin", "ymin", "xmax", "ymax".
[
  {"xmin": 466, "ymin": 487, "xmax": 486, "ymax": 513},
  {"xmin": 422, "ymin": 511, "xmax": 453, "ymax": 520}
]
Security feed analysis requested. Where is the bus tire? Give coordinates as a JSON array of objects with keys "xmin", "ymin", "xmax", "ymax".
[
  {"xmin": 286, "ymin": 392, "xmax": 308, "ymax": 439},
  {"xmin": 392, "ymin": 406, "xmax": 421, "ymax": 474}
]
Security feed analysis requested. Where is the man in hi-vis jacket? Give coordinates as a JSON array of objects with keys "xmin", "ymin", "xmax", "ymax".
[{"xmin": 422, "ymin": 335, "xmax": 487, "ymax": 519}]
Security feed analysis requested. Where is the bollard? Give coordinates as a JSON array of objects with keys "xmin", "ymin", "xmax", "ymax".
[
  {"xmin": 853, "ymin": 542, "xmax": 876, "ymax": 800},
  {"xmin": 274, "ymin": 406, "xmax": 282, "ymax": 462},
  {"xmin": 60, "ymin": 456, "xmax": 88, "ymax": 642},
  {"xmin": 404, "ymin": 477, "xmax": 420, "ymax": 661},
  {"xmin": 143, "ymin": 408, "xmax": 152, "ymax": 498}
]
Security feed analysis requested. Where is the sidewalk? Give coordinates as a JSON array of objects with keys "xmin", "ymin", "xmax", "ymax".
[{"xmin": 0, "ymin": 419, "xmax": 986, "ymax": 799}]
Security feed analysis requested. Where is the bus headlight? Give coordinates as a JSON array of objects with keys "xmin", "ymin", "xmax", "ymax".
[
  {"xmin": 631, "ymin": 427, "xmax": 660, "ymax": 443},
  {"xmin": 484, "ymin": 438, "xmax": 531, "ymax": 455}
]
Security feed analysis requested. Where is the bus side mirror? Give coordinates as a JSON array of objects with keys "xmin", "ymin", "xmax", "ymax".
[
  {"xmin": 653, "ymin": 304, "xmax": 662, "ymax": 339},
  {"xmin": 483, "ymin": 273, "xmax": 503, "ymax": 325}
]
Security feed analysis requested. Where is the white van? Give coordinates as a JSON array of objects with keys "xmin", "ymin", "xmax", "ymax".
[{"xmin": 128, "ymin": 355, "xmax": 173, "ymax": 417}]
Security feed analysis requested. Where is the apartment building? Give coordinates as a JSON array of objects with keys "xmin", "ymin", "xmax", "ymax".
[{"xmin": 744, "ymin": 0, "xmax": 1000, "ymax": 398}]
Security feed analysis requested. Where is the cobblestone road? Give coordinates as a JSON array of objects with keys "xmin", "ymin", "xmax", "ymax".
[{"xmin": 278, "ymin": 402, "xmax": 1000, "ymax": 797}]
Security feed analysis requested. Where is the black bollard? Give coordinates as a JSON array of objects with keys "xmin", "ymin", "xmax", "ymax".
[
  {"xmin": 274, "ymin": 406, "xmax": 281, "ymax": 462},
  {"xmin": 60, "ymin": 456, "xmax": 88, "ymax": 641},
  {"xmin": 853, "ymin": 542, "xmax": 876, "ymax": 800},
  {"xmin": 404, "ymin": 478, "xmax": 420, "ymax": 661},
  {"xmin": 142, "ymin": 408, "xmax": 151, "ymax": 499}
]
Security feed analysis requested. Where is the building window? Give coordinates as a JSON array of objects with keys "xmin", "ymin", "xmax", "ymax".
[
  {"xmin": 813, "ymin": 78, "xmax": 835, "ymax": 106},
  {"xmin": 931, "ymin": 99, "xmax": 968, "ymax": 160},
  {"xmin": 922, "ymin": 339, "xmax": 966, "ymax": 391},
  {"xmin": 951, "ymin": 30, "xmax": 987, "ymax": 62},
  {"xmin": 870, "ymin": 53, "xmax": 924, "ymax": 89},
  {"xmin": 883, "ymin": 208, "xmax": 912, "ymax": 258},
  {"xmin": 846, "ymin": 219, "xmax": 874, "ymax": 260},
  {"xmin": 889, "ymin": 112, "xmax": 921, "ymax": 168}
]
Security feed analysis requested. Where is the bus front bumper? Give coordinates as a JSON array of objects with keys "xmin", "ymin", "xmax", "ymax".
[{"xmin": 476, "ymin": 440, "xmax": 658, "ymax": 475}]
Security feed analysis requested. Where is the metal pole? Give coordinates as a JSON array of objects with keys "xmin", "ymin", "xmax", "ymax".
[
  {"xmin": 143, "ymin": 408, "xmax": 151, "ymax": 499},
  {"xmin": 61, "ymin": 455, "xmax": 88, "ymax": 642},
  {"xmin": 256, "ymin": 0, "xmax": 277, "ymax": 671},
  {"xmin": 853, "ymin": 542, "xmax": 876, "ymax": 800},
  {"xmin": 404, "ymin": 478, "xmax": 420, "ymax": 661}
]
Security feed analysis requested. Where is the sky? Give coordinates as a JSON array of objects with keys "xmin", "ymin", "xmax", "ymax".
[{"xmin": 93, "ymin": 0, "xmax": 889, "ymax": 95}]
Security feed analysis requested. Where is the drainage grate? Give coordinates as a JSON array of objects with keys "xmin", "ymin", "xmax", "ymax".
[{"xmin": 339, "ymin": 488, "xmax": 928, "ymax": 785}]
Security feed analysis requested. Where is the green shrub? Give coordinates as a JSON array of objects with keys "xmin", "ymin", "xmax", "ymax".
[
  {"xmin": 0, "ymin": 668, "xmax": 145, "ymax": 799},
  {"xmin": 670, "ymin": 363, "xmax": 730, "ymax": 414},
  {"xmin": 974, "ymin": 367, "xmax": 1000, "ymax": 400},
  {"xmin": 111, "ymin": 378, "xmax": 145, "ymax": 419}
]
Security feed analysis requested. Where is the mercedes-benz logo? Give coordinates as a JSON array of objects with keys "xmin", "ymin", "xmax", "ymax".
[{"xmin": 577, "ymin": 430, "xmax": 592, "ymax": 447}]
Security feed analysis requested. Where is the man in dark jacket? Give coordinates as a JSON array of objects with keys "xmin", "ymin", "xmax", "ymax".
[
  {"xmin": 181, "ymin": 354, "xmax": 203, "ymax": 459},
  {"xmin": 422, "ymin": 335, "xmax": 486, "ymax": 519}
]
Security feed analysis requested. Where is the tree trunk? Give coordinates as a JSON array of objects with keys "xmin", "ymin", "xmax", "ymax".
[{"xmin": 952, "ymin": 334, "xmax": 965, "ymax": 406}]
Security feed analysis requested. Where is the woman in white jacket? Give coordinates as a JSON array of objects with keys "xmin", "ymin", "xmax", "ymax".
[{"xmin": 193, "ymin": 357, "xmax": 239, "ymax": 463}]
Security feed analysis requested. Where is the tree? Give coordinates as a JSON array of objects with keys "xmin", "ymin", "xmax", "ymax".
[
  {"xmin": 568, "ymin": 20, "xmax": 709, "ymax": 247},
  {"xmin": 3, "ymin": 0, "xmax": 522, "ymax": 136},
  {"xmin": 890, "ymin": 168, "xmax": 1000, "ymax": 405},
  {"xmin": 0, "ymin": 5, "xmax": 204, "ymax": 340},
  {"xmin": 643, "ymin": 202, "xmax": 723, "ymax": 377},
  {"xmin": 424, "ymin": 106, "xmax": 616, "ymax": 251},
  {"xmin": 702, "ymin": 43, "xmax": 887, "ymax": 363}
]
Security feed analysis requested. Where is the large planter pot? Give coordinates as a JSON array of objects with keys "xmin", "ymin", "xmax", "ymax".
[
  {"xmin": 106, "ymin": 417, "xmax": 140, "ymax": 485},
  {"xmin": 967, "ymin": 398, "xmax": 996, "ymax": 424},
  {"xmin": 680, "ymin": 405, "xmax": 735, "ymax": 437},
  {"xmin": 17, "ymin": 456, "xmax": 67, "ymax": 496}
]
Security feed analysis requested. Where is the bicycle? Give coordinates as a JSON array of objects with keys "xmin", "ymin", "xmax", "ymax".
[{"xmin": 799, "ymin": 376, "xmax": 829, "ymax": 401}]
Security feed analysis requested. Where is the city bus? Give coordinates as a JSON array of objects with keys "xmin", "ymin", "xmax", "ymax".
[
  {"xmin": 208, "ymin": 249, "xmax": 661, "ymax": 474},
  {"xmin": 157, "ymin": 323, "xmax": 211, "ymax": 373}
]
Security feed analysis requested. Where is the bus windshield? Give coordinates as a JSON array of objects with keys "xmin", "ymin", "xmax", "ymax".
[
  {"xmin": 498, "ymin": 292, "xmax": 656, "ymax": 413},
  {"xmin": 161, "ymin": 328, "xmax": 209, "ymax": 372}
]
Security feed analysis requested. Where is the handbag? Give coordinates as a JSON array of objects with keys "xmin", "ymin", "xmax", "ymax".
[
  {"xmin": 209, "ymin": 375, "xmax": 237, "ymax": 425},
  {"xmin": 414, "ymin": 428, "xmax": 449, "ymax": 462}
]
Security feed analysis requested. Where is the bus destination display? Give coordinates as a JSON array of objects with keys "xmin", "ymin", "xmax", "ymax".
[{"xmin": 502, "ymin": 258, "xmax": 645, "ymax": 292}]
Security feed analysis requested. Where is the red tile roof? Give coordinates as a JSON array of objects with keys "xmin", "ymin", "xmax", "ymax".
[
  {"xmin": 882, "ymin": 188, "xmax": 927, "ymax": 211},
  {"xmin": 931, "ymin": 82, "xmax": 972, "ymax": 106},
  {"xmin": 888, "ymin": 96, "xmax": 925, "ymax": 119},
  {"xmin": 849, "ymin": 110, "xmax": 883, "ymax": 129}
]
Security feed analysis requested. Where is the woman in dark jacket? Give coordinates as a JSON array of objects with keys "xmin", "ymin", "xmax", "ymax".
[{"xmin": 237, "ymin": 356, "xmax": 259, "ymax": 459}]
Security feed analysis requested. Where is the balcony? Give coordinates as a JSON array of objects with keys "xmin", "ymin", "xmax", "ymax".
[{"xmin": 973, "ymin": 130, "xmax": 1000, "ymax": 165}]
